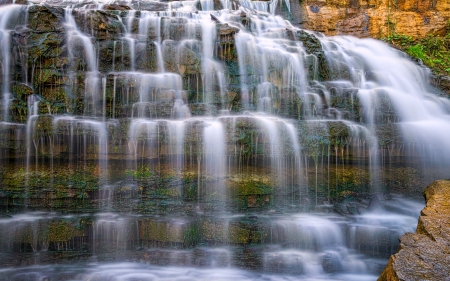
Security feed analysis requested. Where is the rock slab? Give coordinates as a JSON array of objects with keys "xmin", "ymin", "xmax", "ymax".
[{"xmin": 378, "ymin": 180, "xmax": 450, "ymax": 281}]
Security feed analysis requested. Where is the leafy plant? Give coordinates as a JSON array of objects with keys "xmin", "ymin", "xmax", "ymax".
[
  {"xmin": 383, "ymin": 33, "xmax": 450, "ymax": 76},
  {"xmin": 406, "ymin": 44, "xmax": 426, "ymax": 61}
]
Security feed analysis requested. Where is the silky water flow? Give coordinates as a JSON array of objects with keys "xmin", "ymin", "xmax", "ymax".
[{"xmin": 0, "ymin": 0, "xmax": 446, "ymax": 280}]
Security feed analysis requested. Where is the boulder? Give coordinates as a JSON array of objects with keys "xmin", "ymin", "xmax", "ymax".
[{"xmin": 378, "ymin": 180, "xmax": 450, "ymax": 281}]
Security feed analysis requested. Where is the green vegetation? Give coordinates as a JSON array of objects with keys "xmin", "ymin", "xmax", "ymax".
[
  {"xmin": 384, "ymin": 26, "xmax": 450, "ymax": 76},
  {"xmin": 124, "ymin": 165, "xmax": 153, "ymax": 180}
]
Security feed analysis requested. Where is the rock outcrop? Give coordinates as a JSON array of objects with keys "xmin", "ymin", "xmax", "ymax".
[
  {"xmin": 298, "ymin": 0, "xmax": 450, "ymax": 38},
  {"xmin": 378, "ymin": 180, "xmax": 450, "ymax": 281},
  {"xmin": 431, "ymin": 75, "xmax": 450, "ymax": 96}
]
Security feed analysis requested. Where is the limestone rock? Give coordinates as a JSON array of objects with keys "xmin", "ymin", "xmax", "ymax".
[
  {"xmin": 217, "ymin": 23, "xmax": 239, "ymax": 36},
  {"xmin": 103, "ymin": 4, "xmax": 131, "ymax": 11},
  {"xmin": 378, "ymin": 180, "xmax": 450, "ymax": 281},
  {"xmin": 298, "ymin": 0, "xmax": 450, "ymax": 39},
  {"xmin": 336, "ymin": 12, "xmax": 370, "ymax": 37}
]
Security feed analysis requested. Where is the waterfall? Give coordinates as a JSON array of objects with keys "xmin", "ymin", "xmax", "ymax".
[
  {"xmin": 1, "ymin": 1, "xmax": 447, "ymax": 280},
  {"xmin": 0, "ymin": 5, "xmax": 26, "ymax": 122}
]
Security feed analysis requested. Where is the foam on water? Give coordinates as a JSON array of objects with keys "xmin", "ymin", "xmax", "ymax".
[{"xmin": 0, "ymin": 260, "xmax": 379, "ymax": 281}]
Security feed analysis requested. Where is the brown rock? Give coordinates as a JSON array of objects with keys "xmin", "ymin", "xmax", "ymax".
[
  {"xmin": 336, "ymin": 12, "xmax": 370, "ymax": 37},
  {"xmin": 217, "ymin": 23, "xmax": 239, "ymax": 36},
  {"xmin": 378, "ymin": 180, "xmax": 450, "ymax": 281},
  {"xmin": 103, "ymin": 4, "xmax": 131, "ymax": 11},
  {"xmin": 299, "ymin": 0, "xmax": 450, "ymax": 38},
  {"xmin": 216, "ymin": 23, "xmax": 239, "ymax": 45},
  {"xmin": 247, "ymin": 195, "xmax": 270, "ymax": 208},
  {"xmin": 72, "ymin": 10, "xmax": 125, "ymax": 41}
]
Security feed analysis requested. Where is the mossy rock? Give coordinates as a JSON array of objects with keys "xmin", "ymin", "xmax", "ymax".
[
  {"xmin": 202, "ymin": 220, "xmax": 261, "ymax": 245},
  {"xmin": 28, "ymin": 5, "xmax": 65, "ymax": 33},
  {"xmin": 294, "ymin": 30, "xmax": 330, "ymax": 81},
  {"xmin": 47, "ymin": 221, "xmax": 80, "ymax": 242},
  {"xmin": 75, "ymin": 10, "xmax": 125, "ymax": 41},
  {"xmin": 27, "ymin": 32, "xmax": 65, "ymax": 61},
  {"xmin": 138, "ymin": 219, "xmax": 186, "ymax": 243},
  {"xmin": 33, "ymin": 115, "xmax": 54, "ymax": 137},
  {"xmin": 231, "ymin": 177, "xmax": 273, "ymax": 196}
]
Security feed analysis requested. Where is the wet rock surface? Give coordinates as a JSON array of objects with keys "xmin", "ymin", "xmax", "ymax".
[
  {"xmin": 431, "ymin": 75, "xmax": 450, "ymax": 96},
  {"xmin": 378, "ymin": 180, "xmax": 450, "ymax": 281},
  {"xmin": 0, "ymin": 0, "xmax": 442, "ymax": 216}
]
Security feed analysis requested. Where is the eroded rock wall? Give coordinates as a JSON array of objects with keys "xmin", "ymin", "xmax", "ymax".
[
  {"xmin": 378, "ymin": 180, "xmax": 450, "ymax": 281},
  {"xmin": 298, "ymin": 0, "xmax": 450, "ymax": 38}
]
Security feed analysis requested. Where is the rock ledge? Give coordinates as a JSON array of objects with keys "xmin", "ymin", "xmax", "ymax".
[{"xmin": 378, "ymin": 180, "xmax": 450, "ymax": 281}]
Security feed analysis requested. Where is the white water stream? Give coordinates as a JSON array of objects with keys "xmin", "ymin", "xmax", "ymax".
[{"xmin": 0, "ymin": 0, "xmax": 447, "ymax": 280}]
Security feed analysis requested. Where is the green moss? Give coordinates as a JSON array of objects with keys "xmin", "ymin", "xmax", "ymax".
[
  {"xmin": 10, "ymin": 83, "xmax": 34, "ymax": 122},
  {"xmin": 183, "ymin": 221, "xmax": 202, "ymax": 247},
  {"xmin": 47, "ymin": 221, "xmax": 76, "ymax": 242},
  {"xmin": 314, "ymin": 166, "xmax": 371, "ymax": 200},
  {"xmin": 202, "ymin": 220, "xmax": 260, "ymax": 244},
  {"xmin": 139, "ymin": 219, "xmax": 184, "ymax": 243},
  {"xmin": 406, "ymin": 44, "xmax": 427, "ymax": 61},
  {"xmin": 124, "ymin": 165, "xmax": 153, "ymax": 180},
  {"xmin": 236, "ymin": 180, "xmax": 272, "ymax": 196},
  {"xmin": 384, "ymin": 31, "xmax": 450, "ymax": 76}
]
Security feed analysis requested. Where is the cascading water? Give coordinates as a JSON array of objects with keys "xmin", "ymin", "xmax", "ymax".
[
  {"xmin": 0, "ymin": 5, "xmax": 26, "ymax": 122},
  {"xmin": 0, "ymin": 0, "xmax": 447, "ymax": 280}
]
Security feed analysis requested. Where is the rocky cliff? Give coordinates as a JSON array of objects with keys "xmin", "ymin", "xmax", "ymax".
[
  {"xmin": 378, "ymin": 180, "xmax": 450, "ymax": 281},
  {"xmin": 297, "ymin": 0, "xmax": 450, "ymax": 38}
]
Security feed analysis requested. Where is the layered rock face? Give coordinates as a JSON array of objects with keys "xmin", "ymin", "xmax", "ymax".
[
  {"xmin": 378, "ymin": 180, "xmax": 450, "ymax": 281},
  {"xmin": 299, "ymin": 0, "xmax": 450, "ymax": 38},
  {"xmin": 0, "ymin": 0, "xmax": 449, "ymax": 215}
]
